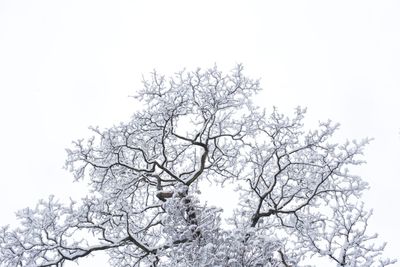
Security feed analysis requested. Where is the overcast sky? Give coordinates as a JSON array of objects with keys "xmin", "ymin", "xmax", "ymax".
[{"xmin": 0, "ymin": 1, "xmax": 399, "ymax": 266}]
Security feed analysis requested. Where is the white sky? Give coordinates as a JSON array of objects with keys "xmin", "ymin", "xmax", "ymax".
[{"xmin": 0, "ymin": 1, "xmax": 399, "ymax": 266}]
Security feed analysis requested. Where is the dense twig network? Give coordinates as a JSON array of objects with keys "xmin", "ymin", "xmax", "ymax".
[{"xmin": 0, "ymin": 66, "xmax": 395, "ymax": 267}]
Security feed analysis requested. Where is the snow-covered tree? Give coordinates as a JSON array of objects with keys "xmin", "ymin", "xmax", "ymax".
[{"xmin": 0, "ymin": 66, "xmax": 395, "ymax": 266}]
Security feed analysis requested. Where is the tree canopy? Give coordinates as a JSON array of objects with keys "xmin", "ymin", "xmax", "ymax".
[{"xmin": 0, "ymin": 66, "xmax": 395, "ymax": 267}]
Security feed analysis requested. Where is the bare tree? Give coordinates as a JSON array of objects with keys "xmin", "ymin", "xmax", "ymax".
[{"xmin": 0, "ymin": 66, "xmax": 395, "ymax": 267}]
